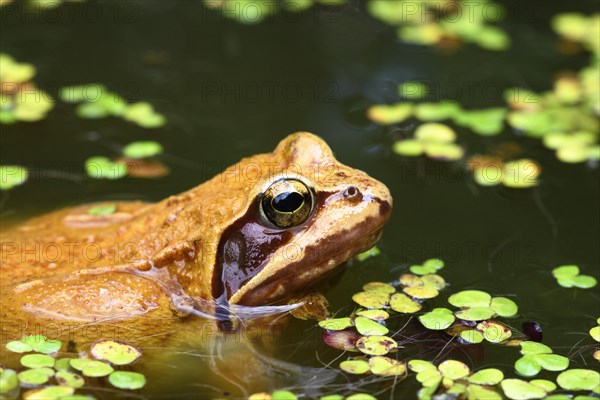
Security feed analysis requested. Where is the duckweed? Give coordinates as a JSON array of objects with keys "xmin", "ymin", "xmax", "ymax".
[
  {"xmin": 355, "ymin": 335, "xmax": 398, "ymax": 356},
  {"xmin": 0, "ymin": 165, "xmax": 28, "ymax": 190},
  {"xmin": 20, "ymin": 354, "xmax": 55, "ymax": 369},
  {"xmin": 0, "ymin": 53, "xmax": 54, "ymax": 123},
  {"xmin": 393, "ymin": 123, "xmax": 464, "ymax": 161},
  {"xmin": 514, "ymin": 341, "xmax": 569, "ymax": 377},
  {"xmin": 556, "ymin": 369, "xmax": 600, "ymax": 391},
  {"xmin": 84, "ymin": 157, "xmax": 128, "ymax": 180},
  {"xmin": 339, "ymin": 359, "xmax": 370, "ymax": 375},
  {"xmin": 17, "ymin": 367, "xmax": 54, "ymax": 385},
  {"xmin": 419, "ymin": 308, "xmax": 455, "ymax": 330},
  {"xmin": 354, "ymin": 316, "xmax": 389, "ymax": 336},
  {"xmin": 368, "ymin": 356, "xmax": 406, "ymax": 376},
  {"xmin": 69, "ymin": 359, "xmax": 113, "ymax": 377},
  {"xmin": 501, "ymin": 379, "xmax": 550, "ymax": 400},
  {"xmin": 90, "ymin": 340, "xmax": 142, "ymax": 366},
  {"xmin": 108, "ymin": 371, "xmax": 146, "ymax": 390},
  {"xmin": 552, "ymin": 265, "xmax": 598, "ymax": 289},
  {"xmin": 0, "ymin": 369, "xmax": 18, "ymax": 394}
]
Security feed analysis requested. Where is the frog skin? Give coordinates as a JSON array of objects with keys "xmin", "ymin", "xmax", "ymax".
[{"xmin": 0, "ymin": 132, "xmax": 392, "ymax": 347}]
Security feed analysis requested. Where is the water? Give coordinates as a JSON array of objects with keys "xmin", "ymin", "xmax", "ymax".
[{"xmin": 1, "ymin": 1, "xmax": 599, "ymax": 399}]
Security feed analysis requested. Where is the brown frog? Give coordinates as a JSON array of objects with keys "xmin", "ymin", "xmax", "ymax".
[{"xmin": 0, "ymin": 133, "xmax": 392, "ymax": 348}]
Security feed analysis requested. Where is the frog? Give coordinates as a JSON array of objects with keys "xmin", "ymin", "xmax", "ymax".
[{"xmin": 0, "ymin": 132, "xmax": 392, "ymax": 352}]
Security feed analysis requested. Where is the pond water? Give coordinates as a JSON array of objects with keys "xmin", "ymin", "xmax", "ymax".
[{"xmin": 1, "ymin": 1, "xmax": 599, "ymax": 399}]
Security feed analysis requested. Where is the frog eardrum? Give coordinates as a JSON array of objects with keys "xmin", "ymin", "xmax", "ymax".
[{"xmin": 260, "ymin": 178, "xmax": 314, "ymax": 228}]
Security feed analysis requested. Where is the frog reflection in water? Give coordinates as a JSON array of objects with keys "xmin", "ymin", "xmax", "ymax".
[{"xmin": 0, "ymin": 133, "xmax": 392, "ymax": 393}]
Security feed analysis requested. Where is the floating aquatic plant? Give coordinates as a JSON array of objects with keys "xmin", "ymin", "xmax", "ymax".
[
  {"xmin": 355, "ymin": 246, "xmax": 381, "ymax": 261},
  {"xmin": 501, "ymin": 378, "xmax": 557, "ymax": 400},
  {"xmin": 392, "ymin": 123, "xmax": 464, "ymax": 161},
  {"xmin": 514, "ymin": 341, "xmax": 569, "ymax": 377},
  {"xmin": 552, "ymin": 265, "xmax": 598, "ymax": 289},
  {"xmin": 409, "ymin": 359, "xmax": 505, "ymax": 399},
  {"xmin": 4, "ymin": 334, "xmax": 145, "ymax": 396},
  {"xmin": 466, "ymin": 155, "xmax": 542, "ymax": 188},
  {"xmin": 87, "ymin": 204, "xmax": 117, "ymax": 216},
  {"xmin": 556, "ymin": 368, "xmax": 600, "ymax": 392},
  {"xmin": 448, "ymin": 290, "xmax": 519, "ymax": 321},
  {"xmin": 60, "ymin": 84, "xmax": 166, "ymax": 128},
  {"xmin": 84, "ymin": 156, "xmax": 128, "ymax": 180},
  {"xmin": 0, "ymin": 53, "xmax": 54, "ymax": 123}
]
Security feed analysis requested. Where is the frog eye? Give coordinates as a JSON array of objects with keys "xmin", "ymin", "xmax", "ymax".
[{"xmin": 260, "ymin": 179, "xmax": 314, "ymax": 228}]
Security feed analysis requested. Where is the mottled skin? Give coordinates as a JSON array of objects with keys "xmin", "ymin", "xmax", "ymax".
[{"xmin": 0, "ymin": 133, "xmax": 392, "ymax": 350}]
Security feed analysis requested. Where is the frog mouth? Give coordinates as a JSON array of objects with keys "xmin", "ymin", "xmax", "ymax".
[{"xmin": 233, "ymin": 217, "xmax": 387, "ymax": 307}]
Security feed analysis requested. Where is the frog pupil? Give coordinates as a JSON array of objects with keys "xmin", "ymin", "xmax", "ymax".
[{"xmin": 272, "ymin": 191, "xmax": 304, "ymax": 213}]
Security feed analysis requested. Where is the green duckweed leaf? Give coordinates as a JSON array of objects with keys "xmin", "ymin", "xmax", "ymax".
[
  {"xmin": 362, "ymin": 282, "xmax": 396, "ymax": 293},
  {"xmin": 393, "ymin": 139, "xmax": 424, "ymax": 157},
  {"xmin": 423, "ymin": 142, "xmax": 464, "ymax": 161},
  {"xmin": 356, "ymin": 309, "xmax": 389, "ymax": 321},
  {"xmin": 20, "ymin": 354, "xmax": 55, "ymax": 369},
  {"xmin": 502, "ymin": 159, "xmax": 541, "ymax": 188},
  {"xmin": 356, "ymin": 335, "xmax": 398, "ymax": 356},
  {"xmin": 6, "ymin": 340, "xmax": 33, "ymax": 353},
  {"xmin": 340, "ymin": 360, "xmax": 370, "ymax": 375},
  {"xmin": 532, "ymin": 354, "xmax": 569, "ymax": 371},
  {"xmin": 410, "ymin": 265, "xmax": 436, "ymax": 275},
  {"xmin": 455, "ymin": 307, "xmax": 496, "ymax": 322},
  {"xmin": 403, "ymin": 285, "xmax": 439, "ymax": 300},
  {"xmin": 476, "ymin": 320, "xmax": 512, "ymax": 343},
  {"xmin": 124, "ymin": 102, "xmax": 166, "ymax": 128},
  {"xmin": 85, "ymin": 157, "xmax": 127, "ymax": 180},
  {"xmin": 318, "ymin": 318, "xmax": 353, "ymax": 331},
  {"xmin": 490, "ymin": 297, "xmax": 518, "ymax": 317},
  {"xmin": 389, "ymin": 293, "xmax": 421, "ymax": 313},
  {"xmin": 369, "ymin": 356, "xmax": 407, "ymax": 376},
  {"xmin": 355, "ymin": 246, "xmax": 380, "ymax": 261},
  {"xmin": 91, "ymin": 340, "xmax": 142, "ymax": 366},
  {"xmin": 123, "ymin": 141, "xmax": 164, "ymax": 159},
  {"xmin": 108, "ymin": 371, "xmax": 146, "ymax": 390},
  {"xmin": 17, "ymin": 367, "xmax": 54, "ymax": 385},
  {"xmin": 399, "ymin": 274, "xmax": 423, "ymax": 287},
  {"xmin": 438, "ymin": 360, "xmax": 470, "ymax": 380},
  {"xmin": 520, "ymin": 341, "xmax": 553, "ymax": 355},
  {"xmin": 0, "ymin": 165, "xmax": 28, "ymax": 190},
  {"xmin": 354, "ymin": 317, "xmax": 389, "ymax": 336},
  {"xmin": 421, "ymin": 274, "xmax": 446, "ymax": 290},
  {"xmin": 419, "ymin": 308, "xmax": 456, "ymax": 330},
  {"xmin": 352, "ymin": 291, "xmax": 389, "ymax": 309},
  {"xmin": 466, "ymin": 385, "xmax": 503, "ymax": 400},
  {"xmin": 346, "ymin": 394, "xmax": 377, "ymax": 400},
  {"xmin": 76, "ymin": 102, "xmax": 109, "ymax": 119},
  {"xmin": 54, "ymin": 358, "xmax": 73, "ymax": 372},
  {"xmin": 423, "ymin": 258, "xmax": 444, "ymax": 270},
  {"xmin": 414, "ymin": 123, "xmax": 456, "ymax": 143},
  {"xmin": 368, "ymin": 102, "xmax": 413, "ymax": 125},
  {"xmin": 469, "ymin": 368, "xmax": 504, "ymax": 385},
  {"xmin": 399, "ymin": 81, "xmax": 428, "ymax": 100},
  {"xmin": 556, "ymin": 369, "xmax": 600, "ymax": 391},
  {"xmin": 69, "ymin": 359, "xmax": 113, "ymax": 377},
  {"xmin": 515, "ymin": 355, "xmax": 542, "ymax": 377},
  {"xmin": 272, "ymin": 391, "xmax": 298, "ymax": 400},
  {"xmin": 589, "ymin": 326, "xmax": 600, "ymax": 342},
  {"xmin": 55, "ymin": 370, "xmax": 84, "ymax": 388},
  {"xmin": 501, "ymin": 379, "xmax": 547, "ymax": 400},
  {"xmin": 24, "ymin": 386, "xmax": 74, "ymax": 399},
  {"xmin": 30, "ymin": 339, "xmax": 61, "ymax": 355},
  {"xmin": 448, "ymin": 290, "xmax": 492, "ymax": 308},
  {"xmin": 416, "ymin": 369, "xmax": 442, "ymax": 388},
  {"xmin": 460, "ymin": 329, "xmax": 484, "ymax": 344},
  {"xmin": 408, "ymin": 359, "xmax": 436, "ymax": 373},
  {"xmin": 552, "ymin": 265, "xmax": 580, "ymax": 279},
  {"xmin": 319, "ymin": 396, "xmax": 344, "ymax": 400},
  {"xmin": 530, "ymin": 379, "xmax": 557, "ymax": 393},
  {"xmin": 571, "ymin": 275, "xmax": 597, "ymax": 289},
  {"xmin": 0, "ymin": 369, "xmax": 18, "ymax": 394},
  {"xmin": 414, "ymin": 101, "xmax": 461, "ymax": 121}
]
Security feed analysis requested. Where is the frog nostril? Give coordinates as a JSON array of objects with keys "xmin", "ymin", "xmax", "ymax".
[{"xmin": 343, "ymin": 186, "xmax": 360, "ymax": 199}]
